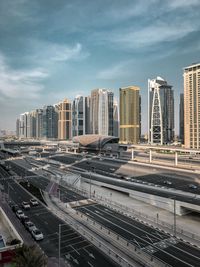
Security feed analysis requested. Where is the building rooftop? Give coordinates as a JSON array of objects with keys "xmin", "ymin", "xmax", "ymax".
[
  {"xmin": 184, "ymin": 62, "xmax": 200, "ymax": 70},
  {"xmin": 73, "ymin": 134, "xmax": 119, "ymax": 149}
]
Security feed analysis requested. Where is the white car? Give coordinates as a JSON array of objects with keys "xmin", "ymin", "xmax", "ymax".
[
  {"xmin": 30, "ymin": 199, "xmax": 39, "ymax": 206},
  {"xmin": 31, "ymin": 229, "xmax": 44, "ymax": 241},
  {"xmin": 25, "ymin": 221, "xmax": 36, "ymax": 232},
  {"xmin": 16, "ymin": 210, "xmax": 25, "ymax": 219},
  {"xmin": 22, "ymin": 201, "xmax": 30, "ymax": 209}
]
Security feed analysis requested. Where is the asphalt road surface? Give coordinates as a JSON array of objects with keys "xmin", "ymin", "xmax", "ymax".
[
  {"xmin": 0, "ymin": 174, "xmax": 119, "ymax": 267},
  {"xmin": 7, "ymin": 157, "xmax": 200, "ymax": 206},
  {"xmin": 76, "ymin": 204, "xmax": 200, "ymax": 267}
]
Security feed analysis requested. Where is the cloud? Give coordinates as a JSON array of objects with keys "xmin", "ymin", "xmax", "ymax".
[
  {"xmin": 0, "ymin": 53, "xmax": 48, "ymax": 99},
  {"xmin": 49, "ymin": 43, "xmax": 89, "ymax": 62},
  {"xmin": 97, "ymin": 61, "xmax": 132, "ymax": 80},
  {"xmin": 168, "ymin": 0, "xmax": 200, "ymax": 9},
  {"xmin": 94, "ymin": 19, "xmax": 199, "ymax": 50},
  {"xmin": 29, "ymin": 41, "xmax": 89, "ymax": 64}
]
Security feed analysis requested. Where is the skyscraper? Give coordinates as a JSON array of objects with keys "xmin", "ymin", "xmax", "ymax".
[
  {"xmin": 26, "ymin": 111, "xmax": 36, "ymax": 139},
  {"xmin": 113, "ymin": 99, "xmax": 119, "ymax": 137},
  {"xmin": 16, "ymin": 119, "xmax": 20, "ymax": 138},
  {"xmin": 179, "ymin": 93, "xmax": 184, "ymax": 143},
  {"xmin": 72, "ymin": 96, "xmax": 85, "ymax": 137},
  {"xmin": 120, "ymin": 86, "xmax": 140, "ymax": 144},
  {"xmin": 42, "ymin": 105, "xmax": 58, "ymax": 139},
  {"xmin": 148, "ymin": 77, "xmax": 174, "ymax": 145},
  {"xmin": 19, "ymin": 112, "xmax": 28, "ymax": 139},
  {"xmin": 90, "ymin": 89, "xmax": 114, "ymax": 136},
  {"xmin": 58, "ymin": 98, "xmax": 72, "ymax": 140},
  {"xmin": 184, "ymin": 63, "xmax": 200, "ymax": 149},
  {"xmin": 35, "ymin": 109, "xmax": 43, "ymax": 139},
  {"xmin": 85, "ymin": 96, "xmax": 91, "ymax": 134}
]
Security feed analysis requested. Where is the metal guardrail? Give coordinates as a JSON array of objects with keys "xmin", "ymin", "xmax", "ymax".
[
  {"xmin": 60, "ymin": 181, "xmax": 200, "ymax": 244},
  {"xmin": 94, "ymin": 194, "xmax": 200, "ymax": 243},
  {"xmin": 74, "ymin": 210, "xmax": 171, "ymax": 267},
  {"xmin": 45, "ymin": 194, "xmax": 135, "ymax": 267}
]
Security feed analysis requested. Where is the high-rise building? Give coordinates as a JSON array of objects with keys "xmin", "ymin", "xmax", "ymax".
[
  {"xmin": 148, "ymin": 77, "xmax": 174, "ymax": 145},
  {"xmin": 90, "ymin": 89, "xmax": 114, "ymax": 136},
  {"xmin": 19, "ymin": 112, "xmax": 28, "ymax": 139},
  {"xmin": 35, "ymin": 109, "xmax": 43, "ymax": 139},
  {"xmin": 26, "ymin": 111, "xmax": 36, "ymax": 139},
  {"xmin": 179, "ymin": 93, "xmax": 184, "ymax": 143},
  {"xmin": 58, "ymin": 99, "xmax": 72, "ymax": 140},
  {"xmin": 85, "ymin": 96, "xmax": 91, "ymax": 134},
  {"xmin": 184, "ymin": 63, "xmax": 200, "ymax": 149},
  {"xmin": 72, "ymin": 96, "xmax": 85, "ymax": 137},
  {"xmin": 42, "ymin": 105, "xmax": 58, "ymax": 139},
  {"xmin": 113, "ymin": 99, "xmax": 119, "ymax": 137},
  {"xmin": 16, "ymin": 119, "xmax": 20, "ymax": 138},
  {"xmin": 120, "ymin": 86, "xmax": 140, "ymax": 144}
]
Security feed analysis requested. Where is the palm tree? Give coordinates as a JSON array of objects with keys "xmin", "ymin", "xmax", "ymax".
[{"xmin": 13, "ymin": 244, "xmax": 47, "ymax": 267}]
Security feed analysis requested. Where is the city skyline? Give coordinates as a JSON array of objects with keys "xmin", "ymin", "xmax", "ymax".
[{"xmin": 0, "ymin": 0, "xmax": 200, "ymax": 133}]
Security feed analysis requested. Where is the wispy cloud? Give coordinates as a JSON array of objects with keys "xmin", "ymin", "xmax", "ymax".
[
  {"xmin": 168, "ymin": 0, "xmax": 200, "ymax": 9},
  {"xmin": 0, "ymin": 53, "xmax": 48, "ymax": 99},
  {"xmin": 29, "ymin": 41, "xmax": 89, "ymax": 64},
  {"xmin": 97, "ymin": 61, "xmax": 132, "ymax": 80},
  {"xmin": 94, "ymin": 19, "xmax": 199, "ymax": 50}
]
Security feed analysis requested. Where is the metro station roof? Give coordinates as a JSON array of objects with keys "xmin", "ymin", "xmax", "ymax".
[{"xmin": 73, "ymin": 135, "xmax": 119, "ymax": 149}]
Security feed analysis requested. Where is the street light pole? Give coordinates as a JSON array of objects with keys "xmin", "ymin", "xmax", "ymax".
[
  {"xmin": 174, "ymin": 199, "xmax": 176, "ymax": 236},
  {"xmin": 58, "ymin": 224, "xmax": 61, "ymax": 267},
  {"xmin": 8, "ymin": 183, "xmax": 10, "ymax": 201},
  {"xmin": 89, "ymin": 169, "xmax": 91, "ymax": 199}
]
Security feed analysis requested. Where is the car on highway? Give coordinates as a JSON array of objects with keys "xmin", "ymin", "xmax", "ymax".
[
  {"xmin": 25, "ymin": 221, "xmax": 36, "ymax": 232},
  {"xmin": 22, "ymin": 201, "xmax": 30, "ymax": 210},
  {"xmin": 31, "ymin": 228, "xmax": 44, "ymax": 241},
  {"xmin": 30, "ymin": 198, "xmax": 39, "ymax": 206},
  {"xmin": 21, "ymin": 216, "xmax": 30, "ymax": 226},
  {"xmin": 9, "ymin": 201, "xmax": 14, "ymax": 207},
  {"xmin": 163, "ymin": 180, "xmax": 172, "ymax": 185},
  {"xmin": 16, "ymin": 210, "xmax": 25, "ymax": 219},
  {"xmin": 12, "ymin": 204, "xmax": 19, "ymax": 212},
  {"xmin": 189, "ymin": 184, "xmax": 197, "ymax": 189},
  {"xmin": 109, "ymin": 168, "xmax": 115, "ymax": 171}
]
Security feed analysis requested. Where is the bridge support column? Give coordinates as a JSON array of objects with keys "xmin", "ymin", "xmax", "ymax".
[
  {"xmin": 149, "ymin": 149, "xmax": 152, "ymax": 163},
  {"xmin": 175, "ymin": 152, "xmax": 178, "ymax": 166},
  {"xmin": 66, "ymin": 147, "xmax": 68, "ymax": 153},
  {"xmin": 131, "ymin": 149, "xmax": 134, "ymax": 160},
  {"xmin": 74, "ymin": 149, "xmax": 77, "ymax": 154}
]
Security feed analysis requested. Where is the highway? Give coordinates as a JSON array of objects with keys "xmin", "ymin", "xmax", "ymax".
[
  {"xmin": 123, "ymin": 151, "xmax": 200, "ymax": 165},
  {"xmin": 76, "ymin": 204, "xmax": 200, "ymax": 267},
  {"xmin": 2, "ymin": 159, "xmax": 200, "ymax": 266},
  {"xmin": 6, "ymin": 157, "xmax": 200, "ymax": 207},
  {"xmin": 0, "ymin": 165, "xmax": 119, "ymax": 267}
]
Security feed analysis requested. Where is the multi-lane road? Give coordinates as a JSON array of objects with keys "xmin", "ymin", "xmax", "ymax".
[
  {"xmin": 2, "ymin": 157, "xmax": 200, "ymax": 266},
  {"xmin": 0, "ymin": 166, "xmax": 119, "ymax": 267},
  {"xmin": 76, "ymin": 203, "xmax": 200, "ymax": 267},
  {"xmin": 7, "ymin": 156, "xmax": 200, "ymax": 208}
]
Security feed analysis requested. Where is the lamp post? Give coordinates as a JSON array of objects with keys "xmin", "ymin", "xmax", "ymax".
[
  {"xmin": 173, "ymin": 198, "xmax": 176, "ymax": 236},
  {"xmin": 86, "ymin": 160, "xmax": 94, "ymax": 199},
  {"xmin": 58, "ymin": 224, "xmax": 61, "ymax": 267},
  {"xmin": 169, "ymin": 196, "xmax": 177, "ymax": 236}
]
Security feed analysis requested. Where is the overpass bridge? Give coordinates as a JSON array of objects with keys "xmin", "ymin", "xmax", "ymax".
[{"xmin": 127, "ymin": 144, "xmax": 200, "ymax": 166}]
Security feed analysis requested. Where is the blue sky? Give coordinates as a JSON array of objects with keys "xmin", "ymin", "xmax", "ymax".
[{"xmin": 0, "ymin": 0, "xmax": 200, "ymax": 133}]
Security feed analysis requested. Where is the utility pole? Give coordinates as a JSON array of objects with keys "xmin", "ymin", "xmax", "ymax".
[
  {"xmin": 89, "ymin": 169, "xmax": 91, "ymax": 199},
  {"xmin": 58, "ymin": 224, "xmax": 61, "ymax": 267},
  {"xmin": 174, "ymin": 199, "xmax": 176, "ymax": 236}
]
